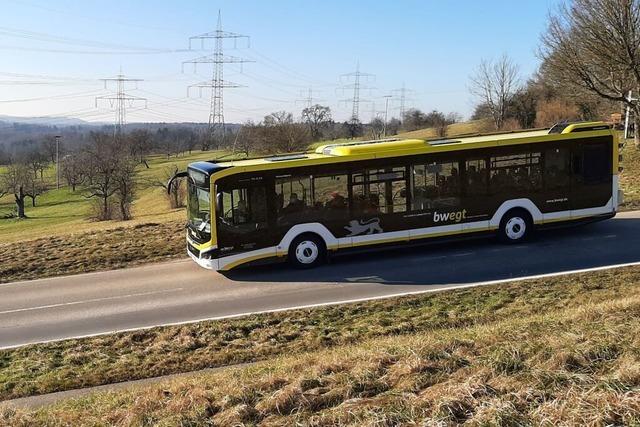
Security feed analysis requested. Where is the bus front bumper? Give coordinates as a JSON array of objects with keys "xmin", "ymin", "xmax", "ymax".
[{"xmin": 188, "ymin": 249, "xmax": 219, "ymax": 270}]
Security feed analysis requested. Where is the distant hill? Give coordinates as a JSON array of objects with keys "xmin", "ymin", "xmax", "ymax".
[
  {"xmin": 0, "ymin": 115, "xmax": 100, "ymax": 127},
  {"xmin": 0, "ymin": 118, "xmax": 241, "ymax": 148}
]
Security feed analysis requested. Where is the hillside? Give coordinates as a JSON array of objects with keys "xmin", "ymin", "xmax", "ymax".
[
  {"xmin": 396, "ymin": 119, "xmax": 493, "ymax": 140},
  {"xmin": 1, "ymin": 265, "xmax": 639, "ymax": 425},
  {"xmin": 0, "ymin": 149, "xmax": 230, "ymax": 243}
]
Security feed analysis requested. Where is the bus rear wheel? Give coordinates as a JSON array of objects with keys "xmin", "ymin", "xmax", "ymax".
[
  {"xmin": 289, "ymin": 234, "xmax": 326, "ymax": 269},
  {"xmin": 499, "ymin": 209, "xmax": 532, "ymax": 243}
]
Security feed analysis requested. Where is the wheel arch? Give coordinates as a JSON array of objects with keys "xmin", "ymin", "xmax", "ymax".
[
  {"xmin": 276, "ymin": 223, "xmax": 337, "ymax": 256},
  {"xmin": 489, "ymin": 199, "xmax": 542, "ymax": 229}
]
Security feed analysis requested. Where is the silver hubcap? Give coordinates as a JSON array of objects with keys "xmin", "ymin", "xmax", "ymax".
[
  {"xmin": 295, "ymin": 240, "xmax": 319, "ymax": 264},
  {"xmin": 505, "ymin": 217, "xmax": 526, "ymax": 240}
]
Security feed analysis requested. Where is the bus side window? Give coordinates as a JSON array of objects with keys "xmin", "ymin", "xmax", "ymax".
[
  {"xmin": 581, "ymin": 142, "xmax": 611, "ymax": 184},
  {"xmin": 411, "ymin": 161, "xmax": 460, "ymax": 210},
  {"xmin": 544, "ymin": 147, "xmax": 571, "ymax": 190},
  {"xmin": 275, "ymin": 175, "xmax": 311, "ymax": 224},
  {"xmin": 490, "ymin": 151, "xmax": 542, "ymax": 193},
  {"xmin": 313, "ymin": 174, "xmax": 348, "ymax": 218},
  {"xmin": 465, "ymin": 159, "xmax": 488, "ymax": 195},
  {"xmin": 352, "ymin": 167, "xmax": 406, "ymax": 215}
]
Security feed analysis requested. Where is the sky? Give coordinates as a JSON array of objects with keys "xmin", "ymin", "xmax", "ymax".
[{"xmin": 0, "ymin": 0, "xmax": 560, "ymax": 125}]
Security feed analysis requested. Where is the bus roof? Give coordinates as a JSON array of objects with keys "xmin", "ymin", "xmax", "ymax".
[{"xmin": 200, "ymin": 121, "xmax": 613, "ymax": 171}]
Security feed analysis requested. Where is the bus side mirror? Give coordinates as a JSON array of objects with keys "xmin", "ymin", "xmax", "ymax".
[{"xmin": 167, "ymin": 171, "xmax": 188, "ymax": 194}]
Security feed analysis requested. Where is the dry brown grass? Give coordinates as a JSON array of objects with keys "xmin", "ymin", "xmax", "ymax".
[
  {"xmin": 3, "ymin": 290, "xmax": 639, "ymax": 426},
  {"xmin": 0, "ymin": 221, "xmax": 185, "ymax": 283},
  {"xmin": 397, "ymin": 119, "xmax": 494, "ymax": 139},
  {"xmin": 620, "ymin": 142, "xmax": 640, "ymax": 211}
]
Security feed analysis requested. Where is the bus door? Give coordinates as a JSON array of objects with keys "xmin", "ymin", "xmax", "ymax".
[
  {"xmin": 570, "ymin": 138, "xmax": 613, "ymax": 214},
  {"xmin": 216, "ymin": 176, "xmax": 274, "ymax": 254},
  {"xmin": 462, "ymin": 157, "xmax": 491, "ymax": 230}
]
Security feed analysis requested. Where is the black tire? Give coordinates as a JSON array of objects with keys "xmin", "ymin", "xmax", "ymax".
[
  {"xmin": 288, "ymin": 234, "xmax": 326, "ymax": 269},
  {"xmin": 498, "ymin": 209, "xmax": 533, "ymax": 244}
]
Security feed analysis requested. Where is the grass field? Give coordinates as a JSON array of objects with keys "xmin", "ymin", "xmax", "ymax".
[
  {"xmin": 0, "ymin": 150, "xmax": 229, "ymax": 243},
  {"xmin": 620, "ymin": 140, "xmax": 640, "ymax": 210},
  {"xmin": 1, "ymin": 265, "xmax": 639, "ymax": 425},
  {"xmin": 0, "ymin": 220, "xmax": 184, "ymax": 283}
]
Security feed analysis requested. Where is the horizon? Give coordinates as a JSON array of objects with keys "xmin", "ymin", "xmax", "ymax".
[{"xmin": 1, "ymin": 0, "xmax": 558, "ymax": 125}]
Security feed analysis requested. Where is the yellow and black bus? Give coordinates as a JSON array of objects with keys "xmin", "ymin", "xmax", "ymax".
[{"xmin": 173, "ymin": 121, "xmax": 622, "ymax": 270}]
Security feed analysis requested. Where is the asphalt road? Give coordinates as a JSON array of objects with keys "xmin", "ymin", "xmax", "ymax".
[{"xmin": 1, "ymin": 210, "xmax": 640, "ymax": 349}]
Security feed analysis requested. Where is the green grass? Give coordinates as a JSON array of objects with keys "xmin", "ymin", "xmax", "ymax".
[
  {"xmin": 0, "ymin": 150, "xmax": 228, "ymax": 243},
  {"xmin": 2, "ymin": 265, "xmax": 640, "ymax": 425}
]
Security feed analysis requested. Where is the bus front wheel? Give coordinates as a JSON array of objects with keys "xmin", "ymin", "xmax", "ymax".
[
  {"xmin": 288, "ymin": 234, "xmax": 326, "ymax": 269},
  {"xmin": 498, "ymin": 209, "xmax": 533, "ymax": 243}
]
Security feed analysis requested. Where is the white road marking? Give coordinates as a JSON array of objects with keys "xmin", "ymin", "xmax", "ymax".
[
  {"xmin": 452, "ymin": 252, "xmax": 473, "ymax": 257},
  {"xmin": 2, "ymin": 261, "xmax": 640, "ymax": 350},
  {"xmin": 346, "ymin": 276, "xmax": 381, "ymax": 282},
  {"xmin": 0, "ymin": 288, "xmax": 184, "ymax": 316}
]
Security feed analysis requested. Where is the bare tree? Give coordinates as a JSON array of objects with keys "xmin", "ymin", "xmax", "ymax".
[
  {"xmin": 41, "ymin": 135, "xmax": 58, "ymax": 163},
  {"xmin": 302, "ymin": 104, "xmax": 332, "ymax": 141},
  {"xmin": 368, "ymin": 117, "xmax": 385, "ymax": 139},
  {"xmin": 24, "ymin": 147, "xmax": 48, "ymax": 180},
  {"xmin": 343, "ymin": 118, "xmax": 363, "ymax": 139},
  {"xmin": 402, "ymin": 109, "xmax": 427, "ymax": 131},
  {"xmin": 143, "ymin": 164, "xmax": 185, "ymax": 209},
  {"xmin": 114, "ymin": 156, "xmax": 137, "ymax": 220},
  {"xmin": 386, "ymin": 118, "xmax": 401, "ymax": 136},
  {"xmin": 233, "ymin": 122, "xmax": 260, "ymax": 158},
  {"xmin": 540, "ymin": 0, "xmax": 640, "ymax": 146},
  {"xmin": 470, "ymin": 54, "xmax": 521, "ymax": 130},
  {"xmin": 128, "ymin": 129, "xmax": 153, "ymax": 168},
  {"xmin": 0, "ymin": 163, "xmax": 32, "ymax": 218},
  {"xmin": 82, "ymin": 133, "xmax": 120, "ymax": 221},
  {"xmin": 60, "ymin": 153, "xmax": 85, "ymax": 192},
  {"xmin": 24, "ymin": 176, "xmax": 48, "ymax": 207},
  {"xmin": 262, "ymin": 111, "xmax": 310, "ymax": 153}
]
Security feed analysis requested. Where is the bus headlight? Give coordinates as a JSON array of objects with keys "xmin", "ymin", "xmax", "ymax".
[{"xmin": 200, "ymin": 249, "xmax": 218, "ymax": 260}]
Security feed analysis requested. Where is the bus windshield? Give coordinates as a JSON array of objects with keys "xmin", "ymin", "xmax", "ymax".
[{"xmin": 187, "ymin": 179, "xmax": 211, "ymax": 241}]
